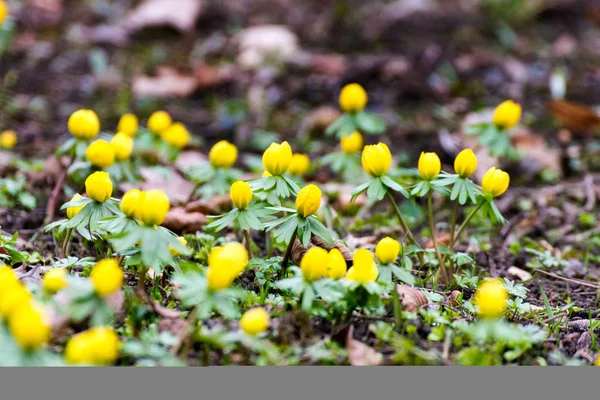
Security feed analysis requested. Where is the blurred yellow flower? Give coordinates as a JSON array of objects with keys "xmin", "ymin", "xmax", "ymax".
[
  {"xmin": 0, "ymin": 266, "xmax": 18, "ymax": 291},
  {"xmin": 288, "ymin": 153, "xmax": 310, "ymax": 176},
  {"xmin": 8, "ymin": 303, "xmax": 50, "ymax": 350},
  {"xmin": 208, "ymin": 242, "xmax": 248, "ymax": 276},
  {"xmin": 0, "ymin": 283, "xmax": 32, "ymax": 320},
  {"xmin": 110, "ymin": 133, "xmax": 134, "ymax": 161},
  {"xmin": 135, "ymin": 190, "xmax": 170, "ymax": 226},
  {"xmin": 418, "ymin": 152, "xmax": 441, "ymax": 180},
  {"xmin": 85, "ymin": 171, "xmax": 113, "ymax": 203},
  {"xmin": 454, "ymin": 149, "xmax": 477, "ymax": 178},
  {"xmin": 90, "ymin": 259, "xmax": 123, "ymax": 297},
  {"xmin": 117, "ymin": 113, "xmax": 138, "ymax": 137},
  {"xmin": 300, "ymin": 247, "xmax": 328, "ymax": 282},
  {"xmin": 492, "ymin": 100, "xmax": 521, "ymax": 130},
  {"xmin": 209, "ymin": 140, "xmax": 238, "ymax": 168},
  {"xmin": 327, "ymin": 248, "xmax": 347, "ymax": 280},
  {"xmin": 340, "ymin": 131, "xmax": 363, "ymax": 154},
  {"xmin": 86, "ymin": 139, "xmax": 115, "ymax": 169},
  {"xmin": 262, "ymin": 141, "xmax": 292, "ymax": 176},
  {"xmin": 147, "ymin": 111, "xmax": 172, "ymax": 135},
  {"xmin": 375, "ymin": 236, "xmax": 400, "ymax": 264},
  {"xmin": 65, "ymin": 326, "xmax": 120, "ymax": 365},
  {"xmin": 120, "ymin": 189, "xmax": 142, "ymax": 217},
  {"xmin": 361, "ymin": 142, "xmax": 392, "ymax": 177},
  {"xmin": 474, "ymin": 279, "xmax": 508, "ymax": 319},
  {"xmin": 0, "ymin": 1, "xmax": 9, "ymax": 25},
  {"xmin": 68, "ymin": 109, "xmax": 100, "ymax": 140},
  {"xmin": 43, "ymin": 268, "xmax": 68, "ymax": 293},
  {"xmin": 346, "ymin": 248, "xmax": 378, "ymax": 283},
  {"xmin": 161, "ymin": 122, "xmax": 190, "ymax": 149},
  {"xmin": 0, "ymin": 130, "xmax": 17, "ymax": 149},
  {"xmin": 339, "ymin": 83, "xmax": 367, "ymax": 113},
  {"xmin": 239, "ymin": 308, "xmax": 270, "ymax": 336},
  {"xmin": 66, "ymin": 193, "xmax": 85, "ymax": 219},
  {"xmin": 482, "ymin": 167, "xmax": 510, "ymax": 197},
  {"xmin": 230, "ymin": 180, "xmax": 252, "ymax": 210}
]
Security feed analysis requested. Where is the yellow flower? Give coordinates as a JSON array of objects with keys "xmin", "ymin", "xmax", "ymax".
[
  {"xmin": 135, "ymin": 189, "xmax": 170, "ymax": 226},
  {"xmin": 230, "ymin": 180, "xmax": 252, "ymax": 210},
  {"xmin": 147, "ymin": 110, "xmax": 172, "ymax": 135},
  {"xmin": 169, "ymin": 237, "xmax": 187, "ymax": 257},
  {"xmin": 85, "ymin": 171, "xmax": 113, "ymax": 202},
  {"xmin": 0, "ymin": 1, "xmax": 9, "ymax": 25},
  {"xmin": 240, "ymin": 308, "xmax": 270, "ymax": 336},
  {"xmin": 262, "ymin": 141, "xmax": 292, "ymax": 176},
  {"xmin": 482, "ymin": 167, "xmax": 510, "ymax": 197},
  {"xmin": 596, "ymin": 354, "xmax": 600, "ymax": 367},
  {"xmin": 288, "ymin": 153, "xmax": 310, "ymax": 176},
  {"xmin": 0, "ymin": 283, "xmax": 32, "ymax": 320},
  {"xmin": 0, "ymin": 266, "xmax": 18, "ymax": 291},
  {"xmin": 43, "ymin": 268, "xmax": 68, "ymax": 293},
  {"xmin": 85, "ymin": 139, "xmax": 115, "ymax": 169},
  {"xmin": 454, "ymin": 149, "xmax": 477, "ymax": 178},
  {"xmin": 66, "ymin": 193, "xmax": 85, "ymax": 219},
  {"xmin": 161, "ymin": 122, "xmax": 190, "ymax": 149},
  {"xmin": 492, "ymin": 100, "xmax": 521, "ymax": 130},
  {"xmin": 206, "ymin": 265, "xmax": 238, "ymax": 291},
  {"xmin": 117, "ymin": 113, "xmax": 138, "ymax": 137},
  {"xmin": 208, "ymin": 242, "xmax": 248, "ymax": 275},
  {"xmin": 327, "ymin": 248, "xmax": 347, "ymax": 280},
  {"xmin": 120, "ymin": 189, "xmax": 142, "ymax": 217},
  {"xmin": 8, "ymin": 303, "xmax": 50, "ymax": 350},
  {"xmin": 65, "ymin": 326, "xmax": 120, "ymax": 365},
  {"xmin": 340, "ymin": 131, "xmax": 363, "ymax": 154},
  {"xmin": 296, "ymin": 184, "xmax": 322, "ymax": 217},
  {"xmin": 361, "ymin": 142, "xmax": 392, "ymax": 177},
  {"xmin": 90, "ymin": 259, "xmax": 123, "ymax": 297},
  {"xmin": 474, "ymin": 279, "xmax": 508, "ymax": 319},
  {"xmin": 300, "ymin": 247, "xmax": 328, "ymax": 282},
  {"xmin": 346, "ymin": 249, "xmax": 378, "ymax": 283},
  {"xmin": 0, "ymin": 130, "xmax": 17, "ymax": 149},
  {"xmin": 68, "ymin": 109, "xmax": 100, "ymax": 140},
  {"xmin": 339, "ymin": 83, "xmax": 368, "ymax": 113},
  {"xmin": 110, "ymin": 132, "xmax": 134, "ymax": 161},
  {"xmin": 418, "ymin": 152, "xmax": 441, "ymax": 180},
  {"xmin": 375, "ymin": 237, "xmax": 400, "ymax": 264},
  {"xmin": 209, "ymin": 140, "xmax": 238, "ymax": 168}
]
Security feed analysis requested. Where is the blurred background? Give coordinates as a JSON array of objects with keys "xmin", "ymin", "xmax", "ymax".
[{"xmin": 1, "ymin": 0, "xmax": 600, "ymax": 174}]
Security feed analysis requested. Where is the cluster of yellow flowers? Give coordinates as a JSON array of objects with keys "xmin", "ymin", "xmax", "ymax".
[
  {"xmin": 147, "ymin": 110, "xmax": 190, "ymax": 149},
  {"xmin": 90, "ymin": 259, "xmax": 124, "ymax": 297},
  {"xmin": 65, "ymin": 326, "xmax": 120, "ymax": 365},
  {"xmin": 239, "ymin": 307, "xmax": 270, "ymax": 336},
  {"xmin": 121, "ymin": 188, "xmax": 171, "ymax": 226},
  {"xmin": 300, "ymin": 246, "xmax": 347, "ymax": 281},
  {"xmin": 0, "ymin": 130, "xmax": 17, "ymax": 149},
  {"xmin": 206, "ymin": 242, "xmax": 249, "ymax": 291},
  {"xmin": 0, "ymin": 266, "xmax": 51, "ymax": 350}
]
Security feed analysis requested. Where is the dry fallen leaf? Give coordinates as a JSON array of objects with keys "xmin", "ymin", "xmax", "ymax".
[
  {"xmin": 121, "ymin": 166, "xmax": 196, "ymax": 204},
  {"xmin": 237, "ymin": 25, "xmax": 299, "ymax": 70},
  {"xmin": 507, "ymin": 266, "xmax": 533, "ymax": 281},
  {"xmin": 163, "ymin": 207, "xmax": 207, "ymax": 233},
  {"xmin": 346, "ymin": 326, "xmax": 383, "ymax": 366},
  {"xmin": 547, "ymin": 100, "xmax": 600, "ymax": 133},
  {"xmin": 396, "ymin": 285, "xmax": 428, "ymax": 312},
  {"xmin": 132, "ymin": 67, "xmax": 198, "ymax": 98},
  {"xmin": 125, "ymin": 0, "xmax": 204, "ymax": 33}
]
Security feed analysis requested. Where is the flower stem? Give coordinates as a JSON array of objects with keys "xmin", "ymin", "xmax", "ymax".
[
  {"xmin": 385, "ymin": 190, "xmax": 424, "ymax": 267},
  {"xmin": 280, "ymin": 230, "xmax": 298, "ymax": 279},
  {"xmin": 453, "ymin": 202, "xmax": 484, "ymax": 246},
  {"xmin": 243, "ymin": 229, "xmax": 254, "ymax": 259},
  {"xmin": 448, "ymin": 201, "xmax": 459, "ymax": 250},
  {"xmin": 60, "ymin": 228, "xmax": 73, "ymax": 259},
  {"xmin": 428, "ymin": 193, "xmax": 449, "ymax": 285}
]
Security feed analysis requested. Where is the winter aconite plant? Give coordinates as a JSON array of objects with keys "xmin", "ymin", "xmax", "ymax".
[{"xmin": 466, "ymin": 100, "xmax": 522, "ymax": 159}]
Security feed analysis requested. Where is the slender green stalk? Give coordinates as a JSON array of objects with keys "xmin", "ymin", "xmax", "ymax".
[
  {"xmin": 60, "ymin": 228, "xmax": 73, "ymax": 259},
  {"xmin": 391, "ymin": 283, "xmax": 402, "ymax": 332},
  {"xmin": 452, "ymin": 202, "xmax": 484, "ymax": 247},
  {"xmin": 243, "ymin": 229, "xmax": 254, "ymax": 259},
  {"xmin": 448, "ymin": 201, "xmax": 459, "ymax": 250},
  {"xmin": 428, "ymin": 193, "xmax": 449, "ymax": 285},
  {"xmin": 280, "ymin": 230, "xmax": 298, "ymax": 279},
  {"xmin": 385, "ymin": 191, "xmax": 417, "ymax": 246}
]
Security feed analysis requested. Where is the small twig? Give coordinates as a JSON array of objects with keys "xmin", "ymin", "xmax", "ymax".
[
  {"xmin": 535, "ymin": 269, "xmax": 600, "ymax": 289},
  {"xmin": 280, "ymin": 230, "xmax": 298, "ymax": 278},
  {"xmin": 44, "ymin": 156, "xmax": 75, "ymax": 225}
]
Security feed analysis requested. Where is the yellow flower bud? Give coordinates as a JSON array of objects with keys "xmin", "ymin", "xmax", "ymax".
[
  {"xmin": 0, "ymin": 1, "xmax": 9, "ymax": 25},
  {"xmin": 492, "ymin": 100, "xmax": 521, "ymax": 130},
  {"xmin": 482, "ymin": 167, "xmax": 510, "ymax": 197},
  {"xmin": 208, "ymin": 242, "xmax": 248, "ymax": 275},
  {"xmin": 230, "ymin": 180, "xmax": 252, "ymax": 210},
  {"xmin": 454, "ymin": 148, "xmax": 477, "ymax": 178},
  {"xmin": 120, "ymin": 189, "xmax": 141, "ymax": 217},
  {"xmin": 474, "ymin": 279, "xmax": 508, "ymax": 319},
  {"xmin": 65, "ymin": 326, "xmax": 120, "ymax": 365},
  {"xmin": 85, "ymin": 139, "xmax": 115, "ymax": 169},
  {"xmin": 90, "ymin": 259, "xmax": 123, "ymax": 297},
  {"xmin": 147, "ymin": 110, "xmax": 172, "ymax": 135},
  {"xmin": 110, "ymin": 132, "xmax": 134, "ymax": 161},
  {"xmin": 0, "ymin": 130, "xmax": 17, "ymax": 149},
  {"xmin": 0, "ymin": 283, "xmax": 32, "ymax": 320},
  {"xmin": 239, "ymin": 307, "xmax": 270, "ymax": 336},
  {"xmin": 346, "ymin": 249, "xmax": 378, "ymax": 283},
  {"xmin": 300, "ymin": 247, "xmax": 328, "ymax": 282},
  {"xmin": 169, "ymin": 237, "xmax": 187, "ymax": 256},
  {"xmin": 418, "ymin": 152, "xmax": 441, "ymax": 180},
  {"xmin": 117, "ymin": 113, "xmax": 138, "ymax": 137},
  {"xmin": 209, "ymin": 140, "xmax": 238, "ymax": 168},
  {"xmin": 295, "ymin": 184, "xmax": 322, "ymax": 217},
  {"xmin": 327, "ymin": 248, "xmax": 347, "ymax": 280},
  {"xmin": 288, "ymin": 153, "xmax": 310, "ymax": 176},
  {"xmin": 361, "ymin": 142, "xmax": 392, "ymax": 177},
  {"xmin": 85, "ymin": 171, "xmax": 113, "ymax": 202},
  {"xmin": 262, "ymin": 141, "xmax": 292, "ymax": 176},
  {"xmin": 135, "ymin": 189, "xmax": 170, "ymax": 226},
  {"xmin": 339, "ymin": 83, "xmax": 368, "ymax": 113},
  {"xmin": 9, "ymin": 303, "xmax": 50, "ymax": 350},
  {"xmin": 161, "ymin": 122, "xmax": 190, "ymax": 149},
  {"xmin": 66, "ymin": 193, "xmax": 85, "ymax": 219},
  {"xmin": 340, "ymin": 131, "xmax": 363, "ymax": 154},
  {"xmin": 43, "ymin": 268, "xmax": 68, "ymax": 293},
  {"xmin": 375, "ymin": 236, "xmax": 400, "ymax": 264},
  {"xmin": 68, "ymin": 109, "xmax": 100, "ymax": 140},
  {"xmin": 0, "ymin": 266, "xmax": 18, "ymax": 291}
]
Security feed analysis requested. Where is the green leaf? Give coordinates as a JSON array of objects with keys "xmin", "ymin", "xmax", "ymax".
[
  {"xmin": 325, "ymin": 114, "xmax": 352, "ymax": 136},
  {"xmin": 272, "ymin": 216, "xmax": 299, "ymax": 244},
  {"xmin": 390, "ymin": 265, "xmax": 416, "ymax": 285},
  {"xmin": 367, "ymin": 178, "xmax": 387, "ymax": 200},
  {"xmin": 381, "ymin": 175, "xmax": 409, "ymax": 198},
  {"xmin": 307, "ymin": 218, "xmax": 334, "ymax": 245},
  {"xmin": 350, "ymin": 181, "xmax": 370, "ymax": 202},
  {"xmin": 355, "ymin": 111, "xmax": 386, "ymax": 134}
]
